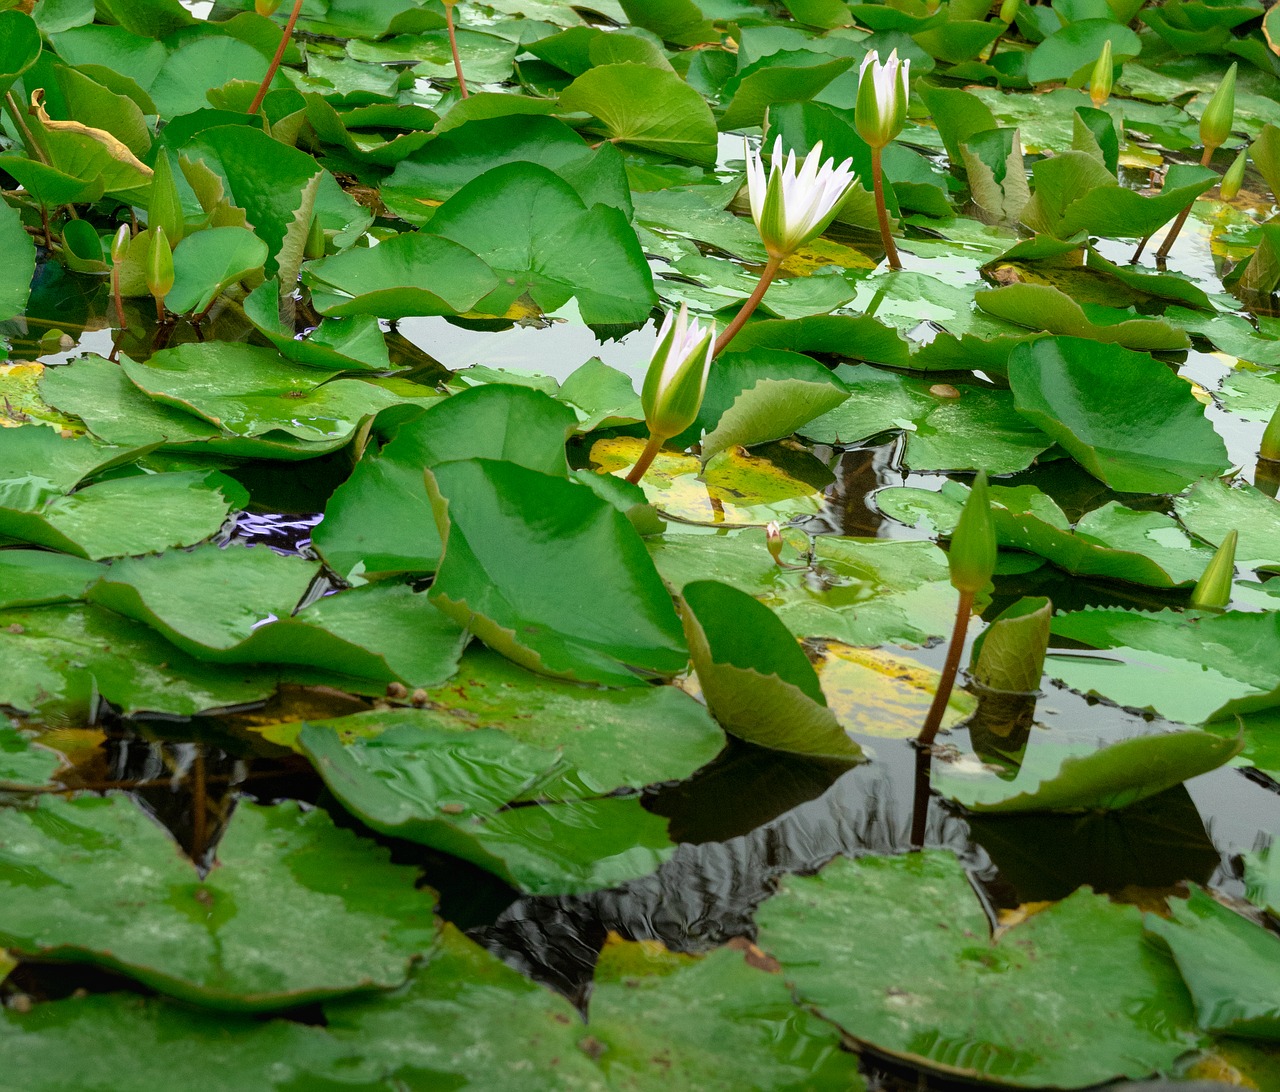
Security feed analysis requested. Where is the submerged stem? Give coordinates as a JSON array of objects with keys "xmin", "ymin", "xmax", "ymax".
[
  {"xmin": 624, "ymin": 433, "xmax": 664, "ymax": 485},
  {"xmin": 872, "ymin": 146, "xmax": 902, "ymax": 271},
  {"xmin": 248, "ymin": 0, "xmax": 305, "ymax": 116},
  {"xmin": 917, "ymin": 589, "xmax": 975, "ymax": 749},
  {"xmin": 444, "ymin": 1, "xmax": 469, "ymax": 98},
  {"xmin": 713, "ymin": 254, "xmax": 782, "ymax": 357}
]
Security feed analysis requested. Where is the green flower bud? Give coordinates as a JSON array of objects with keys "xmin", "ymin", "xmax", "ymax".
[
  {"xmin": 148, "ymin": 153, "xmax": 184, "ymax": 245},
  {"xmin": 1220, "ymin": 147, "xmax": 1247, "ymax": 200},
  {"xmin": 949, "ymin": 471, "xmax": 997, "ymax": 595},
  {"xmin": 255, "ymin": 0, "xmax": 283, "ymax": 14},
  {"xmin": 1189, "ymin": 529, "xmax": 1236, "ymax": 612},
  {"xmin": 1199, "ymin": 62, "xmax": 1237, "ymax": 154},
  {"xmin": 110, "ymin": 223, "xmax": 131, "ymax": 264},
  {"xmin": 999, "ymin": 0, "xmax": 1020, "ymax": 24},
  {"xmin": 1090, "ymin": 40, "xmax": 1113, "ymax": 109},
  {"xmin": 640, "ymin": 304, "xmax": 715, "ymax": 442},
  {"xmin": 855, "ymin": 49, "xmax": 910, "ymax": 151},
  {"xmin": 1261, "ymin": 399, "xmax": 1280, "ymax": 463},
  {"xmin": 146, "ymin": 227, "xmax": 174, "ymax": 301},
  {"xmin": 305, "ymin": 216, "xmax": 325, "ymax": 260}
]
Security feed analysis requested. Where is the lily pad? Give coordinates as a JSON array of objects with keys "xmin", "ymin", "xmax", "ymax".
[
  {"xmin": 1146, "ymin": 887, "xmax": 1280, "ymax": 1040},
  {"xmin": 975, "ymin": 284, "xmax": 1190, "ymax": 351},
  {"xmin": 299, "ymin": 721, "xmax": 675, "ymax": 895},
  {"xmin": 680, "ymin": 580, "xmax": 861, "ymax": 759},
  {"xmin": 425, "ymin": 458, "xmax": 688, "ymax": 687},
  {"xmin": 0, "ymin": 549, "xmax": 103, "ymax": 608},
  {"xmin": 934, "ymin": 728, "xmax": 1242, "ymax": 812},
  {"xmin": 755, "ymin": 851, "xmax": 1203, "ymax": 1088},
  {"xmin": 0, "ymin": 794, "xmax": 438, "ymax": 1011},
  {"xmin": 1174, "ymin": 477, "xmax": 1280, "ymax": 573},
  {"xmin": 0, "ymin": 721, "xmax": 64, "ymax": 788},
  {"xmin": 1008, "ymin": 336, "xmax": 1230, "ymax": 494}
]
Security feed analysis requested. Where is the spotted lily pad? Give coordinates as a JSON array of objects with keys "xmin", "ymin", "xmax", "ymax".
[{"xmin": 0, "ymin": 794, "xmax": 438, "ymax": 1011}]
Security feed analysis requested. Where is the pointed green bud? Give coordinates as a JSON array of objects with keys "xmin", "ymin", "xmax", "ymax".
[
  {"xmin": 949, "ymin": 471, "xmax": 997, "ymax": 595},
  {"xmin": 998, "ymin": 0, "xmax": 1019, "ymax": 24},
  {"xmin": 1090, "ymin": 40, "xmax": 1113, "ymax": 109},
  {"xmin": 146, "ymin": 227, "xmax": 174, "ymax": 301},
  {"xmin": 1199, "ymin": 62, "xmax": 1237, "ymax": 153},
  {"xmin": 1189, "ymin": 530, "xmax": 1236, "ymax": 612},
  {"xmin": 1220, "ymin": 147, "xmax": 1247, "ymax": 201},
  {"xmin": 1261, "ymin": 399, "xmax": 1280, "ymax": 463},
  {"xmin": 255, "ymin": 0, "xmax": 283, "ymax": 14},
  {"xmin": 640, "ymin": 304, "xmax": 715, "ymax": 442},
  {"xmin": 147, "ymin": 153, "xmax": 184, "ymax": 245},
  {"xmin": 110, "ymin": 223, "xmax": 131, "ymax": 264},
  {"xmin": 305, "ymin": 215, "xmax": 325, "ymax": 260}
]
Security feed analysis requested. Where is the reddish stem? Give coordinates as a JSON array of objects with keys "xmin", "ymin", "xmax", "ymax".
[
  {"xmin": 445, "ymin": 1, "xmax": 469, "ymax": 98},
  {"xmin": 917, "ymin": 589, "xmax": 975, "ymax": 749},
  {"xmin": 111, "ymin": 268, "xmax": 127, "ymax": 332},
  {"xmin": 713, "ymin": 254, "xmax": 782, "ymax": 357},
  {"xmin": 872, "ymin": 146, "xmax": 902, "ymax": 270},
  {"xmin": 624, "ymin": 434, "xmax": 664, "ymax": 485},
  {"xmin": 248, "ymin": 0, "xmax": 305, "ymax": 116},
  {"xmin": 1154, "ymin": 144, "xmax": 1217, "ymax": 262}
]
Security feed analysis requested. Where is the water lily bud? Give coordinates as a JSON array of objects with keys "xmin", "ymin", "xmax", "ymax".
[
  {"xmin": 1261, "ymin": 400, "xmax": 1280, "ymax": 463},
  {"xmin": 148, "ymin": 153, "xmax": 184, "ymax": 245},
  {"xmin": 999, "ymin": 0, "xmax": 1019, "ymax": 24},
  {"xmin": 746, "ymin": 137, "xmax": 858, "ymax": 259},
  {"xmin": 1220, "ymin": 148, "xmax": 1247, "ymax": 200},
  {"xmin": 949, "ymin": 471, "xmax": 997, "ymax": 595},
  {"xmin": 1199, "ymin": 62, "xmax": 1237, "ymax": 154},
  {"xmin": 640, "ymin": 303, "xmax": 715, "ymax": 442},
  {"xmin": 855, "ymin": 49, "xmax": 910, "ymax": 150},
  {"xmin": 146, "ymin": 227, "xmax": 174, "ymax": 301},
  {"xmin": 110, "ymin": 223, "xmax": 131, "ymax": 264},
  {"xmin": 766, "ymin": 521, "xmax": 785, "ymax": 566},
  {"xmin": 305, "ymin": 215, "xmax": 325, "ymax": 260},
  {"xmin": 1089, "ymin": 40, "xmax": 1113, "ymax": 109},
  {"xmin": 255, "ymin": 0, "xmax": 282, "ymax": 14},
  {"xmin": 1189, "ymin": 530, "xmax": 1237, "ymax": 612}
]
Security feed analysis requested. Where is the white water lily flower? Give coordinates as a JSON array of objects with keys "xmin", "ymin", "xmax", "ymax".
[
  {"xmin": 855, "ymin": 49, "xmax": 910, "ymax": 150},
  {"xmin": 745, "ymin": 137, "xmax": 858, "ymax": 259},
  {"xmin": 641, "ymin": 303, "xmax": 716, "ymax": 441}
]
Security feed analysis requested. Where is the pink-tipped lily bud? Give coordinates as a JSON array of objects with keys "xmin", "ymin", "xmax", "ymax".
[
  {"xmin": 1090, "ymin": 40, "xmax": 1113, "ymax": 109},
  {"xmin": 745, "ymin": 137, "xmax": 858, "ymax": 259},
  {"xmin": 855, "ymin": 49, "xmax": 911, "ymax": 150},
  {"xmin": 640, "ymin": 304, "xmax": 715, "ymax": 443}
]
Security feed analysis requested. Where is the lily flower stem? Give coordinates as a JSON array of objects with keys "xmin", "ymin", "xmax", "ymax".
[
  {"xmin": 713, "ymin": 254, "xmax": 783, "ymax": 357},
  {"xmin": 154, "ymin": 296, "xmax": 167, "ymax": 325},
  {"xmin": 111, "ymin": 268, "xmax": 127, "ymax": 332},
  {"xmin": 1133, "ymin": 144, "xmax": 1215, "ymax": 263},
  {"xmin": 984, "ymin": 30, "xmax": 1006, "ymax": 63},
  {"xmin": 871, "ymin": 147, "xmax": 902, "ymax": 270},
  {"xmin": 4, "ymin": 92, "xmax": 48, "ymax": 166},
  {"xmin": 624, "ymin": 433, "xmax": 665, "ymax": 485},
  {"xmin": 444, "ymin": 2, "xmax": 469, "ymax": 99},
  {"xmin": 917, "ymin": 589, "xmax": 974, "ymax": 749},
  {"xmin": 248, "ymin": 0, "xmax": 305, "ymax": 115}
]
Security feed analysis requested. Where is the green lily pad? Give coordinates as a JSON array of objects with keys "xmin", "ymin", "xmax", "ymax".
[
  {"xmin": 426, "ymin": 458, "xmax": 687, "ymax": 687},
  {"xmin": 755, "ymin": 851, "xmax": 1203, "ymax": 1088},
  {"xmin": 0, "ymin": 469, "xmax": 247, "ymax": 560},
  {"xmin": 585, "ymin": 938, "xmax": 868, "ymax": 1089},
  {"xmin": 934, "ymin": 728, "xmax": 1242, "ymax": 812},
  {"xmin": 303, "ymin": 230, "xmax": 499, "ymax": 319},
  {"xmin": 0, "ymin": 193, "xmax": 35, "ymax": 323},
  {"xmin": 0, "ymin": 550, "xmax": 103, "ymax": 608},
  {"xmin": 1049, "ymin": 608, "xmax": 1280, "ymax": 723},
  {"xmin": 877, "ymin": 481, "xmax": 1216, "ymax": 587},
  {"xmin": 1244, "ymin": 843, "xmax": 1280, "ymax": 916},
  {"xmin": 1174, "ymin": 477, "xmax": 1280, "ymax": 573},
  {"xmin": 801, "ymin": 365, "xmax": 1054, "ymax": 474},
  {"xmin": 165, "ymin": 226, "xmax": 268, "ymax": 316},
  {"xmin": 423, "ymin": 161, "xmax": 656, "ymax": 325},
  {"xmin": 0, "ymin": 721, "xmax": 64, "ymax": 788},
  {"xmin": 0, "ymin": 426, "xmax": 149, "ymax": 504},
  {"xmin": 1146, "ymin": 887, "xmax": 1280, "ymax": 1041},
  {"xmin": 975, "ymin": 284, "xmax": 1190, "ymax": 351},
  {"xmin": 299, "ymin": 721, "xmax": 675, "ymax": 895},
  {"xmin": 559, "ymin": 62, "xmax": 718, "ymax": 165},
  {"xmin": 680, "ymin": 580, "xmax": 861, "ymax": 759},
  {"xmin": 1008, "ymin": 336, "xmax": 1230, "ymax": 494},
  {"xmin": 323, "ymin": 922, "xmax": 602, "ymax": 1089},
  {"xmin": 121, "ymin": 343, "xmax": 429, "ymax": 444},
  {"xmin": 0, "ymin": 794, "xmax": 437, "ymax": 1011},
  {"xmin": 0, "ymin": 603, "xmax": 288, "ymax": 720},
  {"xmin": 89, "ymin": 544, "xmax": 467, "ymax": 687}
]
